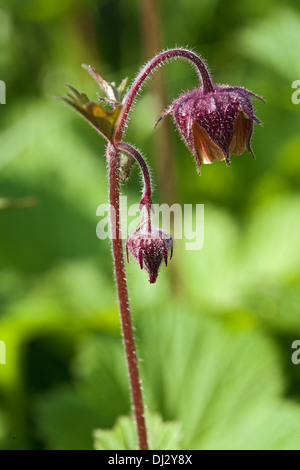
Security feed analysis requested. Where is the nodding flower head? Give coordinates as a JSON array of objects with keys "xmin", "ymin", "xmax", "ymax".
[
  {"xmin": 157, "ymin": 84, "xmax": 264, "ymax": 173},
  {"xmin": 126, "ymin": 226, "xmax": 173, "ymax": 284}
]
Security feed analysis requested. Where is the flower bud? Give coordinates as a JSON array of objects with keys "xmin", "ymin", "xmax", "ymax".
[
  {"xmin": 126, "ymin": 227, "xmax": 173, "ymax": 284},
  {"xmin": 157, "ymin": 85, "xmax": 264, "ymax": 173}
]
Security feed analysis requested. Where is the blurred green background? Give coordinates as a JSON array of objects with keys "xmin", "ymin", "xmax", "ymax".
[{"xmin": 1, "ymin": 0, "xmax": 300, "ymax": 450}]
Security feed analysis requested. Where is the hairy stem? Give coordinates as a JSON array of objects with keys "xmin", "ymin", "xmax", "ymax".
[
  {"xmin": 116, "ymin": 142, "xmax": 153, "ymax": 210},
  {"xmin": 138, "ymin": 4, "xmax": 183, "ymax": 296},
  {"xmin": 107, "ymin": 143, "xmax": 148, "ymax": 450},
  {"xmin": 114, "ymin": 48, "xmax": 214, "ymax": 142}
]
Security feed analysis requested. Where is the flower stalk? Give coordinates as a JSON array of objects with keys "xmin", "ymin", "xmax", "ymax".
[
  {"xmin": 114, "ymin": 48, "xmax": 214, "ymax": 143},
  {"xmin": 107, "ymin": 143, "xmax": 148, "ymax": 450},
  {"xmin": 116, "ymin": 142, "xmax": 153, "ymax": 213},
  {"xmin": 63, "ymin": 46, "xmax": 263, "ymax": 451}
]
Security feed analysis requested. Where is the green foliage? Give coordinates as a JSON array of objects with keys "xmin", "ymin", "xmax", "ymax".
[
  {"xmin": 138, "ymin": 309, "xmax": 300, "ymax": 450},
  {"xmin": 94, "ymin": 414, "xmax": 182, "ymax": 451},
  {"xmin": 34, "ymin": 308, "xmax": 300, "ymax": 450},
  {"xmin": 62, "ymin": 85, "xmax": 122, "ymax": 142}
]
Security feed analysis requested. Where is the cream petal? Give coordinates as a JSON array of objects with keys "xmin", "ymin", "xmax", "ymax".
[
  {"xmin": 192, "ymin": 121, "xmax": 225, "ymax": 164},
  {"xmin": 229, "ymin": 112, "xmax": 252, "ymax": 155}
]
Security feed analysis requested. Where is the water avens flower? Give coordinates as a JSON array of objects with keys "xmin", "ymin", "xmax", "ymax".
[
  {"xmin": 63, "ymin": 47, "xmax": 264, "ymax": 451},
  {"xmin": 157, "ymin": 84, "xmax": 264, "ymax": 173}
]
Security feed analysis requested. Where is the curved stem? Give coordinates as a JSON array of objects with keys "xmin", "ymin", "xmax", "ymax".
[
  {"xmin": 114, "ymin": 48, "xmax": 214, "ymax": 142},
  {"xmin": 116, "ymin": 142, "xmax": 153, "ymax": 210},
  {"xmin": 107, "ymin": 143, "xmax": 149, "ymax": 450}
]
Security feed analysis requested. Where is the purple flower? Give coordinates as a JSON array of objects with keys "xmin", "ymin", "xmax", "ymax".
[
  {"xmin": 126, "ymin": 227, "xmax": 173, "ymax": 284},
  {"xmin": 157, "ymin": 85, "xmax": 264, "ymax": 173}
]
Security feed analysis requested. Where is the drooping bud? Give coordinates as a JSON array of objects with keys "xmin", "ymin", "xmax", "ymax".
[
  {"xmin": 157, "ymin": 84, "xmax": 264, "ymax": 173},
  {"xmin": 126, "ymin": 226, "xmax": 173, "ymax": 284}
]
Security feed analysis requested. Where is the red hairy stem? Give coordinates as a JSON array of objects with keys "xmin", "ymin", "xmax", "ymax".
[
  {"xmin": 107, "ymin": 143, "xmax": 148, "ymax": 450},
  {"xmin": 116, "ymin": 142, "xmax": 153, "ymax": 232},
  {"xmin": 116, "ymin": 141, "xmax": 153, "ymax": 208},
  {"xmin": 114, "ymin": 48, "xmax": 214, "ymax": 143}
]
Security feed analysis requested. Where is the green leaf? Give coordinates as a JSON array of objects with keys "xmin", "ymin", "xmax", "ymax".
[
  {"xmin": 240, "ymin": 195, "xmax": 300, "ymax": 331},
  {"xmin": 93, "ymin": 413, "xmax": 182, "ymax": 450},
  {"xmin": 181, "ymin": 196, "xmax": 300, "ymax": 331},
  {"xmin": 62, "ymin": 87, "xmax": 122, "ymax": 142},
  {"xmin": 138, "ymin": 308, "xmax": 300, "ymax": 450},
  {"xmin": 242, "ymin": 196, "xmax": 300, "ymax": 281},
  {"xmin": 35, "ymin": 387, "xmax": 103, "ymax": 450},
  {"xmin": 34, "ymin": 306, "xmax": 300, "ymax": 450},
  {"xmin": 34, "ymin": 334, "xmax": 130, "ymax": 449},
  {"xmin": 243, "ymin": 281, "xmax": 300, "ymax": 332},
  {"xmin": 82, "ymin": 65, "xmax": 128, "ymax": 104},
  {"xmin": 65, "ymin": 85, "xmax": 90, "ymax": 105},
  {"xmin": 82, "ymin": 65, "xmax": 117, "ymax": 102}
]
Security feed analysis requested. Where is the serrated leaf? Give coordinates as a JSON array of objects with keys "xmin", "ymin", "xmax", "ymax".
[
  {"xmin": 82, "ymin": 64, "xmax": 128, "ymax": 105},
  {"xmin": 65, "ymin": 85, "xmax": 90, "ymax": 105},
  {"xmin": 62, "ymin": 86, "xmax": 122, "ymax": 141},
  {"xmin": 138, "ymin": 308, "xmax": 300, "ymax": 450},
  {"xmin": 93, "ymin": 413, "xmax": 182, "ymax": 450},
  {"xmin": 82, "ymin": 65, "xmax": 116, "ymax": 102},
  {"xmin": 34, "ymin": 306, "xmax": 300, "ymax": 450}
]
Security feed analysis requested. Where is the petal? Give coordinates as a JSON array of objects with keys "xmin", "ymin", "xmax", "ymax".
[
  {"xmin": 229, "ymin": 112, "xmax": 252, "ymax": 155},
  {"xmin": 192, "ymin": 121, "xmax": 226, "ymax": 166}
]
